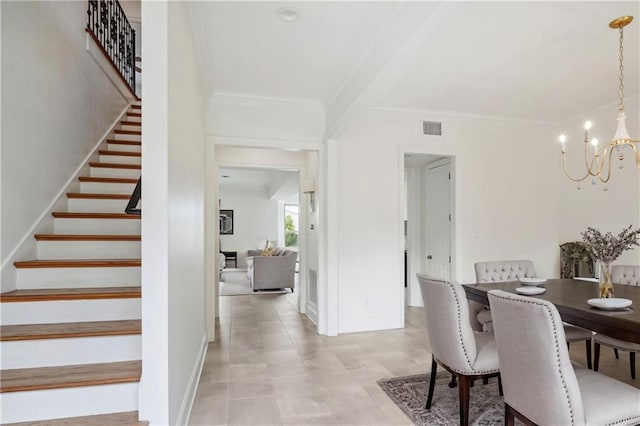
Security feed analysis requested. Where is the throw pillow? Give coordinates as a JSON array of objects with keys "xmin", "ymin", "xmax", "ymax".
[{"xmin": 261, "ymin": 246, "xmax": 276, "ymax": 256}]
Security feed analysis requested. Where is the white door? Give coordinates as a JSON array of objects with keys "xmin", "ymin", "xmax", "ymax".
[{"xmin": 422, "ymin": 161, "xmax": 452, "ymax": 279}]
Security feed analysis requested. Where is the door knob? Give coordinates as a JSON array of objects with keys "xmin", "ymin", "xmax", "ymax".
[{"xmin": 427, "ymin": 255, "xmax": 433, "ymax": 260}]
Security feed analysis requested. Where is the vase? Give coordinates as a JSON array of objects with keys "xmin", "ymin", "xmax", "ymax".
[{"xmin": 598, "ymin": 261, "xmax": 614, "ymax": 298}]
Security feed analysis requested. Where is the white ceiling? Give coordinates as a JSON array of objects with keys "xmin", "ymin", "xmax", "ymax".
[
  {"xmin": 219, "ymin": 167, "xmax": 299, "ymax": 202},
  {"xmin": 188, "ymin": 1, "xmax": 639, "ymax": 124}
]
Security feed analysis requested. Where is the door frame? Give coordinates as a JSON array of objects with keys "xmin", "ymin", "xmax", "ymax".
[
  {"xmin": 399, "ymin": 149, "xmax": 456, "ymax": 321},
  {"xmin": 206, "ymin": 137, "xmax": 338, "ymax": 340}
]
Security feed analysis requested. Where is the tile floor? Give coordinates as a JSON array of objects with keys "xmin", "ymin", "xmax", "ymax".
[{"xmin": 189, "ymin": 291, "xmax": 639, "ymax": 425}]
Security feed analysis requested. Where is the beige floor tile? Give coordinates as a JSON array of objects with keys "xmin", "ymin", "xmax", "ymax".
[
  {"xmin": 227, "ymin": 396, "xmax": 283, "ymax": 426},
  {"xmin": 229, "ymin": 362, "xmax": 270, "ymax": 382},
  {"xmin": 275, "ymin": 395, "xmax": 333, "ymax": 419},
  {"xmin": 189, "ymin": 396, "xmax": 228, "ymax": 426},
  {"xmin": 228, "ymin": 379, "xmax": 274, "ymax": 400}
]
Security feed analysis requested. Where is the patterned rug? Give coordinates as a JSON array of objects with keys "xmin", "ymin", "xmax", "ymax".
[{"xmin": 377, "ymin": 371, "xmax": 506, "ymax": 425}]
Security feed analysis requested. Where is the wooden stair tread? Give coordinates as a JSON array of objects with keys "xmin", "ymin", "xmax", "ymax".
[
  {"xmin": 130, "ymin": 105, "xmax": 141, "ymax": 110},
  {"xmin": 114, "ymin": 129, "xmax": 141, "ymax": 135},
  {"xmin": 1, "ymin": 320, "xmax": 141, "ymax": 341},
  {"xmin": 78, "ymin": 177, "xmax": 139, "ymax": 184},
  {"xmin": 5, "ymin": 411, "xmax": 147, "ymax": 426},
  {"xmin": 89, "ymin": 162, "xmax": 141, "ymax": 170},
  {"xmin": 0, "ymin": 287, "xmax": 140, "ymax": 303},
  {"xmin": 98, "ymin": 150, "xmax": 141, "ymax": 157},
  {"xmin": 126, "ymin": 112, "xmax": 141, "ymax": 117},
  {"xmin": 106, "ymin": 139, "xmax": 141, "ymax": 145},
  {"xmin": 35, "ymin": 234, "xmax": 140, "ymax": 241},
  {"xmin": 14, "ymin": 259, "xmax": 141, "ymax": 268},
  {"xmin": 53, "ymin": 212, "xmax": 141, "ymax": 219},
  {"xmin": 0, "ymin": 360, "xmax": 141, "ymax": 393},
  {"xmin": 119, "ymin": 120, "xmax": 141, "ymax": 126},
  {"xmin": 66, "ymin": 192, "xmax": 130, "ymax": 200}
]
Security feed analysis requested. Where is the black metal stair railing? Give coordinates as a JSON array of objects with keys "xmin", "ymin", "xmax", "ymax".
[
  {"xmin": 125, "ymin": 177, "xmax": 141, "ymax": 215},
  {"xmin": 87, "ymin": 0, "xmax": 136, "ymax": 94}
]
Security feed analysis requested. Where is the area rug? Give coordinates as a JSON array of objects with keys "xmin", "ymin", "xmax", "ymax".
[
  {"xmin": 220, "ymin": 270, "xmax": 290, "ymax": 296},
  {"xmin": 377, "ymin": 371, "xmax": 507, "ymax": 426}
]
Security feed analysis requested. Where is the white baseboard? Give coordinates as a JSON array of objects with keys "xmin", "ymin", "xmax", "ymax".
[{"xmin": 178, "ymin": 333, "xmax": 207, "ymax": 426}]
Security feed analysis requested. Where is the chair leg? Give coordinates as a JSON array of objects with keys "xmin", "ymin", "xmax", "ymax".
[
  {"xmin": 458, "ymin": 375, "xmax": 470, "ymax": 426},
  {"xmin": 630, "ymin": 352, "xmax": 636, "ymax": 380},
  {"xmin": 505, "ymin": 403, "xmax": 515, "ymax": 426},
  {"xmin": 594, "ymin": 342, "xmax": 601, "ymax": 372},
  {"xmin": 425, "ymin": 356, "xmax": 438, "ymax": 409},
  {"xmin": 614, "ymin": 348, "xmax": 619, "ymax": 359},
  {"xmin": 482, "ymin": 377, "xmax": 489, "ymax": 385},
  {"xmin": 448, "ymin": 374, "xmax": 457, "ymax": 388},
  {"xmin": 498, "ymin": 375, "xmax": 503, "ymax": 396},
  {"xmin": 585, "ymin": 340, "xmax": 592, "ymax": 370}
]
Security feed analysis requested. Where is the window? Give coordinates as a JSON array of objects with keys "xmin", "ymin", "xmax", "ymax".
[{"xmin": 284, "ymin": 204, "xmax": 299, "ymax": 248}]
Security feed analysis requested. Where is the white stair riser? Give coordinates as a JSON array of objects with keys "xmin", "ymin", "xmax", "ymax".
[
  {"xmin": 17, "ymin": 267, "xmax": 141, "ymax": 289},
  {"xmin": 80, "ymin": 181, "xmax": 137, "ymax": 194},
  {"xmin": 107, "ymin": 143, "xmax": 140, "ymax": 153},
  {"xmin": 1, "ymin": 335, "xmax": 141, "ymax": 369},
  {"xmin": 54, "ymin": 218, "xmax": 141, "ymax": 235},
  {"xmin": 37, "ymin": 241, "xmax": 141, "ymax": 260},
  {"xmin": 113, "ymin": 133, "xmax": 141, "ymax": 141},
  {"xmin": 1, "ymin": 299, "xmax": 140, "ymax": 325},
  {"xmin": 99, "ymin": 155, "xmax": 141, "ymax": 165},
  {"xmin": 68, "ymin": 198, "xmax": 128, "ymax": 213},
  {"xmin": 90, "ymin": 167, "xmax": 140, "ymax": 179},
  {"xmin": 125, "ymin": 116, "xmax": 141, "ymax": 123},
  {"xmin": 0, "ymin": 382, "xmax": 138, "ymax": 424},
  {"xmin": 121, "ymin": 124, "xmax": 141, "ymax": 132}
]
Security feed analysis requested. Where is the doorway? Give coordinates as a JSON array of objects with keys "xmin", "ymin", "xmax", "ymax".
[
  {"xmin": 207, "ymin": 144, "xmax": 322, "ymax": 340},
  {"xmin": 403, "ymin": 154, "xmax": 455, "ymax": 310}
]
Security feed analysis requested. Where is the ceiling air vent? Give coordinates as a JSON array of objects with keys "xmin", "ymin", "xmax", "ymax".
[{"xmin": 423, "ymin": 121, "xmax": 442, "ymax": 136}]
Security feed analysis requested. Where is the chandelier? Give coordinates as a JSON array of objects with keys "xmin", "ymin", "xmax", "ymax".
[{"xmin": 558, "ymin": 16, "xmax": 639, "ymax": 189}]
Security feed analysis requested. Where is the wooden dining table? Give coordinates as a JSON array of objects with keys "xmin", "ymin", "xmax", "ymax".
[{"xmin": 463, "ymin": 279, "xmax": 640, "ymax": 344}]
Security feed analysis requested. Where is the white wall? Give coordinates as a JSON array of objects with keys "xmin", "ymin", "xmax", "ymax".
[
  {"xmin": 207, "ymin": 93, "xmax": 325, "ymax": 144},
  {"xmin": 334, "ymin": 109, "xmax": 560, "ymax": 333},
  {"xmin": 557, "ymin": 98, "xmax": 640, "ymax": 265},
  {"xmin": 140, "ymin": 2, "xmax": 207, "ymax": 424},
  {"xmin": 1, "ymin": 1, "xmax": 128, "ymax": 269},
  {"xmin": 218, "ymin": 187, "xmax": 279, "ymax": 268}
]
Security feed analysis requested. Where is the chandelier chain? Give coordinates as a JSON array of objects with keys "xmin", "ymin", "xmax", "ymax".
[{"xmin": 618, "ymin": 26, "xmax": 624, "ymax": 110}]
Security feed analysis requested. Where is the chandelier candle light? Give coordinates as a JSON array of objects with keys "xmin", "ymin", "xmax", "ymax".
[{"xmin": 559, "ymin": 16, "xmax": 639, "ymax": 188}]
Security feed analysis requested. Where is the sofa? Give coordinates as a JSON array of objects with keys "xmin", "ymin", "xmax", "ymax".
[{"xmin": 246, "ymin": 248, "xmax": 297, "ymax": 292}]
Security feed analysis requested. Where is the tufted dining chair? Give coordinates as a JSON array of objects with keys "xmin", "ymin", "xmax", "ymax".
[
  {"xmin": 417, "ymin": 274, "xmax": 501, "ymax": 426},
  {"xmin": 593, "ymin": 264, "xmax": 640, "ymax": 379},
  {"xmin": 475, "ymin": 260, "xmax": 594, "ymax": 369},
  {"xmin": 488, "ymin": 290, "xmax": 640, "ymax": 426}
]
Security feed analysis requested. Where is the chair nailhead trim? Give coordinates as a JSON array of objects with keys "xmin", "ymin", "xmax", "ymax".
[{"xmin": 491, "ymin": 293, "xmax": 576, "ymax": 425}]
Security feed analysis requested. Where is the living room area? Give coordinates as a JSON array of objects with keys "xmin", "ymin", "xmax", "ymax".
[{"xmin": 218, "ymin": 166, "xmax": 301, "ymax": 296}]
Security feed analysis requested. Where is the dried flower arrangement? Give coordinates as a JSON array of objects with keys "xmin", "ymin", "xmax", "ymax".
[{"xmin": 581, "ymin": 225, "xmax": 640, "ymax": 263}]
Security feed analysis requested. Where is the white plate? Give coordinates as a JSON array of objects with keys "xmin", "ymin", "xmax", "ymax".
[
  {"xmin": 518, "ymin": 277, "xmax": 547, "ymax": 286},
  {"xmin": 516, "ymin": 287, "xmax": 546, "ymax": 295},
  {"xmin": 587, "ymin": 298, "xmax": 633, "ymax": 311}
]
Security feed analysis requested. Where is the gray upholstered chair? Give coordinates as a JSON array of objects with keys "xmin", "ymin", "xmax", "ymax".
[
  {"xmin": 417, "ymin": 274, "xmax": 501, "ymax": 426},
  {"xmin": 488, "ymin": 290, "xmax": 640, "ymax": 426},
  {"xmin": 475, "ymin": 260, "xmax": 593, "ymax": 368},
  {"xmin": 594, "ymin": 264, "xmax": 640, "ymax": 379}
]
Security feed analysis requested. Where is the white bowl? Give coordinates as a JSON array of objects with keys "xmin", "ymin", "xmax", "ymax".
[
  {"xmin": 516, "ymin": 287, "xmax": 546, "ymax": 296},
  {"xmin": 518, "ymin": 277, "xmax": 547, "ymax": 286},
  {"xmin": 587, "ymin": 298, "xmax": 632, "ymax": 311}
]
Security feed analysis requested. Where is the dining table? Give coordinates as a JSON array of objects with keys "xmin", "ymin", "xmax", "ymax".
[{"xmin": 463, "ymin": 278, "xmax": 640, "ymax": 344}]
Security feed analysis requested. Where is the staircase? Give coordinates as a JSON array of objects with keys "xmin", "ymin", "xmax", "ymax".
[{"xmin": 0, "ymin": 105, "xmax": 145, "ymax": 425}]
